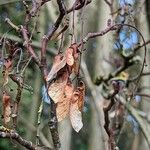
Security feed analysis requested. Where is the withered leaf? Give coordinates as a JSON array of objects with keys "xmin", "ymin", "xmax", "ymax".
[
  {"xmin": 56, "ymin": 82, "xmax": 74, "ymax": 122},
  {"xmin": 48, "ymin": 68, "xmax": 68, "ymax": 103},
  {"xmin": 72, "ymin": 61, "xmax": 79, "ymax": 75},
  {"xmin": 69, "ymin": 80, "xmax": 85, "ymax": 132},
  {"xmin": 4, "ymin": 59, "xmax": 12, "ymax": 69},
  {"xmin": 70, "ymin": 43, "xmax": 79, "ymax": 60},
  {"xmin": 65, "ymin": 48, "xmax": 74, "ymax": 66},
  {"xmin": 77, "ymin": 81, "xmax": 85, "ymax": 111},
  {"xmin": 70, "ymin": 92, "xmax": 83, "ymax": 132},
  {"xmin": 55, "ymin": 80, "xmax": 85, "ymax": 132},
  {"xmin": 70, "ymin": 43, "xmax": 80, "ymax": 74},
  {"xmin": 3, "ymin": 59, "xmax": 12, "ymax": 86},
  {"xmin": 3, "ymin": 93, "xmax": 11, "ymax": 124},
  {"xmin": 46, "ymin": 54, "xmax": 66, "ymax": 82}
]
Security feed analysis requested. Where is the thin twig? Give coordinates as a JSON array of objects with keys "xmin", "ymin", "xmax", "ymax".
[
  {"xmin": 0, "ymin": 130, "xmax": 36, "ymax": 150},
  {"xmin": 67, "ymin": 0, "xmax": 91, "ymax": 14},
  {"xmin": 21, "ymin": 56, "xmax": 32, "ymax": 76},
  {"xmin": 20, "ymin": 25, "xmax": 41, "ymax": 65},
  {"xmin": 135, "ymin": 93, "xmax": 150, "ymax": 99},
  {"xmin": 78, "ymin": 25, "xmax": 118, "ymax": 47},
  {"xmin": 12, "ymin": 77, "xmax": 23, "ymax": 129}
]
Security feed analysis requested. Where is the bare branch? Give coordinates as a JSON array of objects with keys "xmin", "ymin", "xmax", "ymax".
[
  {"xmin": 115, "ymin": 94, "xmax": 150, "ymax": 148},
  {"xmin": 20, "ymin": 25, "xmax": 41, "ymax": 65},
  {"xmin": 67, "ymin": 0, "xmax": 91, "ymax": 14},
  {"xmin": 78, "ymin": 25, "xmax": 118, "ymax": 47},
  {"xmin": 0, "ymin": 130, "xmax": 37, "ymax": 150}
]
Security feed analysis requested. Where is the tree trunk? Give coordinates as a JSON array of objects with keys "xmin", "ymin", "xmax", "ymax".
[
  {"xmin": 137, "ymin": 2, "xmax": 150, "ymax": 150},
  {"xmin": 85, "ymin": 1, "xmax": 113, "ymax": 150}
]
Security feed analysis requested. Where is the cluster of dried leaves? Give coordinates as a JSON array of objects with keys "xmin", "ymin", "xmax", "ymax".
[
  {"xmin": 47, "ymin": 43, "xmax": 85, "ymax": 132},
  {"xmin": 1, "ymin": 42, "xmax": 86, "ymax": 133}
]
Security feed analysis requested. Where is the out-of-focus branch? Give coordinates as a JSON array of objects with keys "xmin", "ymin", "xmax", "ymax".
[
  {"xmin": 67, "ymin": 0, "xmax": 91, "ymax": 14},
  {"xmin": 134, "ymin": 40, "xmax": 150, "ymax": 52},
  {"xmin": 78, "ymin": 25, "xmax": 118, "ymax": 47},
  {"xmin": 51, "ymin": 18, "xmax": 69, "ymax": 40},
  {"xmin": 0, "ymin": 33, "xmax": 56, "ymax": 56},
  {"xmin": 115, "ymin": 94, "xmax": 150, "ymax": 148},
  {"xmin": 0, "ymin": 130, "xmax": 37, "ymax": 150},
  {"xmin": 20, "ymin": 117, "xmax": 53, "ymax": 149},
  {"xmin": 5, "ymin": 18, "xmax": 19, "ymax": 31},
  {"xmin": 81, "ymin": 60, "xmax": 109, "ymax": 150},
  {"xmin": 104, "ymin": 0, "xmax": 111, "ymax": 6},
  {"xmin": 142, "ymin": 72, "xmax": 150, "ymax": 76},
  {"xmin": 24, "ymin": 0, "xmax": 51, "ymax": 28},
  {"xmin": 103, "ymin": 83, "xmax": 120, "ymax": 149},
  {"xmin": 104, "ymin": 0, "xmax": 114, "ymax": 14},
  {"xmin": 135, "ymin": 93, "xmax": 150, "ymax": 99},
  {"xmin": 95, "ymin": 58, "xmax": 134, "ymax": 85},
  {"xmin": 0, "ymin": 0, "xmax": 31, "ymax": 5}
]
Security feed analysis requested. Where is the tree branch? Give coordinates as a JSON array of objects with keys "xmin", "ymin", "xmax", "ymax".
[
  {"xmin": 0, "ymin": 130, "xmax": 37, "ymax": 150},
  {"xmin": 81, "ymin": 60, "xmax": 109, "ymax": 150},
  {"xmin": 67, "ymin": 0, "xmax": 91, "ymax": 14},
  {"xmin": 78, "ymin": 25, "xmax": 118, "ymax": 47},
  {"xmin": 115, "ymin": 94, "xmax": 150, "ymax": 148}
]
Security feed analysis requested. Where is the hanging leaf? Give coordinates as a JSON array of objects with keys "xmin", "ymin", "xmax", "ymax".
[
  {"xmin": 56, "ymin": 82, "xmax": 74, "ymax": 122},
  {"xmin": 4, "ymin": 59, "xmax": 12, "ymax": 69},
  {"xmin": 77, "ymin": 81, "xmax": 85, "ymax": 111},
  {"xmin": 48, "ymin": 68, "xmax": 68, "ymax": 103},
  {"xmin": 70, "ymin": 43, "xmax": 79, "ymax": 60},
  {"xmin": 72, "ymin": 61, "xmax": 79, "ymax": 75},
  {"xmin": 55, "ymin": 80, "xmax": 85, "ymax": 132},
  {"xmin": 2, "ymin": 92, "xmax": 11, "ymax": 124},
  {"xmin": 3, "ymin": 58, "xmax": 12, "ymax": 86},
  {"xmin": 70, "ymin": 43, "xmax": 80, "ymax": 74},
  {"xmin": 46, "ymin": 44, "xmax": 84, "ymax": 132},
  {"xmin": 46, "ymin": 54, "xmax": 66, "ymax": 82},
  {"xmin": 70, "ymin": 91, "xmax": 83, "ymax": 132},
  {"xmin": 65, "ymin": 48, "xmax": 74, "ymax": 66}
]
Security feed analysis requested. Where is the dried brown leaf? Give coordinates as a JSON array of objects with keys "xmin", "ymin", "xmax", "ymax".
[
  {"xmin": 65, "ymin": 48, "xmax": 74, "ymax": 66},
  {"xmin": 3, "ymin": 93, "xmax": 11, "ymax": 124},
  {"xmin": 3, "ymin": 59, "xmax": 12, "ymax": 86},
  {"xmin": 56, "ymin": 82, "xmax": 74, "ymax": 122},
  {"xmin": 70, "ymin": 43, "xmax": 79, "ymax": 60},
  {"xmin": 70, "ymin": 92, "xmax": 83, "ymax": 132},
  {"xmin": 69, "ymin": 80, "xmax": 85, "ymax": 132},
  {"xmin": 72, "ymin": 60, "xmax": 79, "ymax": 75},
  {"xmin": 46, "ymin": 54, "xmax": 66, "ymax": 82},
  {"xmin": 48, "ymin": 69, "xmax": 68, "ymax": 103},
  {"xmin": 70, "ymin": 43, "xmax": 80, "ymax": 74},
  {"xmin": 77, "ymin": 81, "xmax": 85, "ymax": 111},
  {"xmin": 4, "ymin": 59, "xmax": 12, "ymax": 69}
]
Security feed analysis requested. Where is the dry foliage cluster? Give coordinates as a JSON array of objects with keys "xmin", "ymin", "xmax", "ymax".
[{"xmin": 47, "ymin": 44, "xmax": 85, "ymax": 132}]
